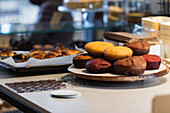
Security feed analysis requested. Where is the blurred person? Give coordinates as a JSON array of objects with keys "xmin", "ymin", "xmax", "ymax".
[{"xmin": 29, "ymin": 0, "xmax": 74, "ymax": 49}]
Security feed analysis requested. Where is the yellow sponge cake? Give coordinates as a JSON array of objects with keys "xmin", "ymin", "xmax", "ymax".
[
  {"xmin": 160, "ymin": 22, "xmax": 170, "ymax": 35},
  {"xmin": 142, "ymin": 16, "xmax": 170, "ymax": 37}
]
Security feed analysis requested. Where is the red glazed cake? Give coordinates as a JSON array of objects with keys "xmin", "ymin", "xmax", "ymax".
[
  {"xmin": 85, "ymin": 58, "xmax": 112, "ymax": 73},
  {"xmin": 142, "ymin": 55, "xmax": 161, "ymax": 70}
]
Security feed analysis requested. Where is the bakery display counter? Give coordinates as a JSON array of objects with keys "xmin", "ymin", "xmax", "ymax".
[{"xmin": 0, "ymin": 37, "xmax": 169, "ymax": 112}]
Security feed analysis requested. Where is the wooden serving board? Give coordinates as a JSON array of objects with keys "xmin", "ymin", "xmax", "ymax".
[{"xmin": 68, "ymin": 64, "xmax": 169, "ymax": 82}]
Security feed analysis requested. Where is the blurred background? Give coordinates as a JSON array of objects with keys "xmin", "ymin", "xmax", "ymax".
[
  {"xmin": 0, "ymin": 0, "xmax": 166, "ymax": 24},
  {"xmin": 0, "ymin": 0, "xmax": 169, "ymax": 50}
]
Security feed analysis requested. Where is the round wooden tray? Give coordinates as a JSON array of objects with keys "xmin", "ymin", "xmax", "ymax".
[{"xmin": 68, "ymin": 64, "xmax": 169, "ymax": 82}]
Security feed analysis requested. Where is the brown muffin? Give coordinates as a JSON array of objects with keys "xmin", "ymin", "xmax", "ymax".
[
  {"xmin": 124, "ymin": 40, "xmax": 150, "ymax": 56},
  {"xmin": 113, "ymin": 56, "xmax": 146, "ymax": 76},
  {"xmin": 73, "ymin": 54, "xmax": 93, "ymax": 68},
  {"xmin": 85, "ymin": 58, "xmax": 112, "ymax": 73}
]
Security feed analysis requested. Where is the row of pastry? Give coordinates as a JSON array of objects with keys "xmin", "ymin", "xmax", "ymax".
[
  {"xmin": 0, "ymin": 43, "xmax": 82, "ymax": 62},
  {"xmin": 29, "ymin": 43, "xmax": 81, "ymax": 60}
]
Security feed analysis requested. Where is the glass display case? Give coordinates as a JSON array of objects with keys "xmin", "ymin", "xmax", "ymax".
[
  {"xmin": 0, "ymin": 21, "xmax": 127, "ymax": 35},
  {"xmin": 0, "ymin": 0, "xmax": 139, "ymax": 50},
  {"xmin": 0, "ymin": 0, "xmax": 147, "ymax": 35}
]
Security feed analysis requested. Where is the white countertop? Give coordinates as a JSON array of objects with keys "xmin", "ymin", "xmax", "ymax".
[{"xmin": 0, "ymin": 72, "xmax": 170, "ymax": 113}]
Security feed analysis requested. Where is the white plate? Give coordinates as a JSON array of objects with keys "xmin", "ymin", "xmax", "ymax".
[{"xmin": 68, "ymin": 64, "xmax": 169, "ymax": 82}]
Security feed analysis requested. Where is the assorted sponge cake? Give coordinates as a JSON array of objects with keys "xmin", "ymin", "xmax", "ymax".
[
  {"xmin": 160, "ymin": 22, "xmax": 170, "ymax": 36},
  {"xmin": 73, "ymin": 36, "xmax": 162, "ymax": 76},
  {"xmin": 142, "ymin": 16, "xmax": 170, "ymax": 37},
  {"xmin": 104, "ymin": 46, "xmax": 133, "ymax": 61},
  {"xmin": 84, "ymin": 41, "xmax": 114, "ymax": 57}
]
